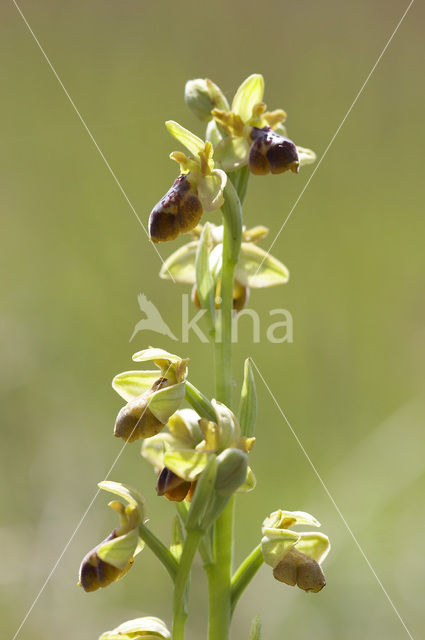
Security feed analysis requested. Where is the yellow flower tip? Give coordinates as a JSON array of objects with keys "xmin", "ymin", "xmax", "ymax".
[
  {"xmin": 263, "ymin": 109, "xmax": 287, "ymax": 128},
  {"xmin": 211, "ymin": 109, "xmax": 245, "ymax": 137}
]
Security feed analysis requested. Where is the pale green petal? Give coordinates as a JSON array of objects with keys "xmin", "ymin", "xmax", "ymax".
[
  {"xmin": 159, "ymin": 241, "xmax": 198, "ymax": 284},
  {"xmin": 297, "ymin": 146, "xmax": 317, "ymax": 167},
  {"xmin": 261, "ymin": 528, "xmax": 300, "ymax": 567},
  {"xmin": 132, "ymin": 348, "xmax": 183, "ymax": 365},
  {"xmin": 296, "ymin": 532, "xmax": 331, "ymax": 564},
  {"xmin": 262, "ymin": 509, "xmax": 321, "ymax": 533},
  {"xmin": 148, "ymin": 381, "xmax": 186, "ymax": 423},
  {"xmin": 232, "ymin": 74, "xmax": 265, "ymax": 122},
  {"xmin": 98, "ymin": 481, "xmax": 146, "ymax": 514},
  {"xmin": 236, "ymin": 465, "xmax": 256, "ymax": 493},
  {"xmin": 164, "ymin": 449, "xmax": 210, "ymax": 482},
  {"xmin": 166, "ymin": 120, "xmax": 204, "ymax": 156},
  {"xmin": 214, "ymin": 136, "xmax": 250, "ymax": 172},
  {"xmin": 235, "ymin": 243, "xmax": 289, "ymax": 288},
  {"xmin": 99, "ymin": 616, "xmax": 171, "ymax": 639},
  {"xmin": 97, "ymin": 528, "xmax": 139, "ymax": 570},
  {"xmin": 112, "ymin": 370, "xmax": 160, "ymax": 402},
  {"xmin": 197, "ymin": 169, "xmax": 227, "ymax": 212}
]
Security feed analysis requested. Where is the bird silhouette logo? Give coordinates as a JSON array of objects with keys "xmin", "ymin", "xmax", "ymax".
[{"xmin": 129, "ymin": 294, "xmax": 178, "ymax": 342}]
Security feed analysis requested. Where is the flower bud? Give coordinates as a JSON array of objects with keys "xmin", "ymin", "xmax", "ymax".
[
  {"xmin": 249, "ymin": 126, "xmax": 299, "ymax": 176},
  {"xmin": 215, "ymin": 448, "xmax": 248, "ymax": 496},
  {"xmin": 273, "ymin": 547, "xmax": 326, "ymax": 593},
  {"xmin": 149, "ymin": 174, "xmax": 203, "ymax": 243},
  {"xmin": 185, "ymin": 78, "xmax": 229, "ymax": 122},
  {"xmin": 156, "ymin": 466, "xmax": 192, "ymax": 502}
]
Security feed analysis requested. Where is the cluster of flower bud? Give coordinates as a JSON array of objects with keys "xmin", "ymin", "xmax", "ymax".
[{"xmin": 148, "ymin": 74, "xmax": 316, "ymax": 244}]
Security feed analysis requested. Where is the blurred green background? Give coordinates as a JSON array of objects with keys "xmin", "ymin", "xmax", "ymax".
[{"xmin": 1, "ymin": 0, "xmax": 424, "ymax": 638}]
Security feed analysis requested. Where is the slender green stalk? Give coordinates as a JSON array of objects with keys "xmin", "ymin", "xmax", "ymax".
[
  {"xmin": 230, "ymin": 544, "xmax": 264, "ymax": 613},
  {"xmin": 208, "ymin": 179, "xmax": 243, "ymax": 640},
  {"xmin": 172, "ymin": 528, "xmax": 204, "ymax": 640},
  {"xmin": 138, "ymin": 524, "xmax": 178, "ymax": 582},
  {"xmin": 206, "ymin": 498, "xmax": 235, "ymax": 640}
]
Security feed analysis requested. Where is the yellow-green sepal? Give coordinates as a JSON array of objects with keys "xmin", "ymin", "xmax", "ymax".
[
  {"xmin": 261, "ymin": 528, "xmax": 300, "ymax": 568},
  {"xmin": 232, "ymin": 74, "xmax": 265, "ymax": 122},
  {"xmin": 112, "ymin": 370, "xmax": 160, "ymax": 402},
  {"xmin": 163, "ymin": 449, "xmax": 211, "ymax": 482},
  {"xmin": 166, "ymin": 120, "xmax": 205, "ymax": 156},
  {"xmin": 235, "ymin": 243, "xmax": 289, "ymax": 288},
  {"xmin": 159, "ymin": 241, "xmax": 198, "ymax": 284},
  {"xmin": 262, "ymin": 510, "xmax": 321, "ymax": 531},
  {"xmin": 296, "ymin": 532, "xmax": 331, "ymax": 564},
  {"xmin": 99, "ymin": 616, "xmax": 171, "ymax": 640},
  {"xmin": 98, "ymin": 480, "xmax": 146, "ymax": 516},
  {"xmin": 97, "ymin": 527, "xmax": 139, "ymax": 571},
  {"xmin": 147, "ymin": 381, "xmax": 186, "ymax": 423}
]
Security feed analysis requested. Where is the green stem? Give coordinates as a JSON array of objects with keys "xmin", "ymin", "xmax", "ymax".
[
  {"xmin": 208, "ymin": 179, "xmax": 243, "ymax": 640},
  {"xmin": 230, "ymin": 544, "xmax": 264, "ymax": 613},
  {"xmin": 172, "ymin": 528, "xmax": 204, "ymax": 640},
  {"xmin": 138, "ymin": 524, "xmax": 178, "ymax": 581},
  {"xmin": 207, "ymin": 498, "xmax": 235, "ymax": 640}
]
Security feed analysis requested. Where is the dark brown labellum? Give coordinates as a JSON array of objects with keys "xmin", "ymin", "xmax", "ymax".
[
  {"xmin": 249, "ymin": 127, "xmax": 299, "ymax": 176},
  {"xmin": 149, "ymin": 175, "xmax": 203, "ymax": 242}
]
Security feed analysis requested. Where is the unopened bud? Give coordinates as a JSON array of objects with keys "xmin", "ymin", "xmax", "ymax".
[
  {"xmin": 215, "ymin": 448, "xmax": 248, "ymax": 496},
  {"xmin": 149, "ymin": 175, "xmax": 203, "ymax": 243},
  {"xmin": 185, "ymin": 78, "xmax": 229, "ymax": 122},
  {"xmin": 249, "ymin": 126, "xmax": 299, "ymax": 176},
  {"xmin": 273, "ymin": 547, "xmax": 326, "ymax": 593}
]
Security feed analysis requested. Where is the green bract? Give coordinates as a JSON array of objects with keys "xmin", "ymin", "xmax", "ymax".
[{"xmin": 99, "ymin": 616, "xmax": 171, "ymax": 639}]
